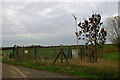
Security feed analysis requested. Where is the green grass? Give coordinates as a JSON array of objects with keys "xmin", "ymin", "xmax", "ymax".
[
  {"xmin": 2, "ymin": 44, "xmax": 117, "ymax": 58},
  {"xmin": 2, "ymin": 44, "xmax": 118, "ymax": 63},
  {"xmin": 2, "ymin": 46, "xmax": 71, "ymax": 60},
  {"xmin": 2, "ymin": 49, "xmax": 13, "ymax": 54},
  {"xmin": 103, "ymin": 44, "xmax": 115, "ymax": 49},
  {"xmin": 103, "ymin": 51, "xmax": 119, "ymax": 61}
]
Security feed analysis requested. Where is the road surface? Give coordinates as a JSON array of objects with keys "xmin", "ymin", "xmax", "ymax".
[{"xmin": 2, "ymin": 63, "xmax": 80, "ymax": 78}]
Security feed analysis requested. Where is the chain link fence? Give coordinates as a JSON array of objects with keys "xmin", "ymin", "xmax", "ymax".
[
  {"xmin": 11, "ymin": 45, "xmax": 87, "ymax": 64},
  {"xmin": 2, "ymin": 44, "xmax": 118, "ymax": 64}
]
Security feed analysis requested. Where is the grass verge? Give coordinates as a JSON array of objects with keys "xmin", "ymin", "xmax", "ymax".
[{"xmin": 2, "ymin": 57, "xmax": 119, "ymax": 79}]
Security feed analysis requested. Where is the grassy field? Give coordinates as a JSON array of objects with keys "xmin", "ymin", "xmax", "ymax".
[
  {"xmin": 2, "ymin": 44, "xmax": 117, "ymax": 58},
  {"xmin": 2, "ymin": 44, "xmax": 119, "ymax": 78},
  {"xmin": 2, "ymin": 49, "xmax": 13, "ymax": 54},
  {"xmin": 103, "ymin": 51, "xmax": 119, "ymax": 61}
]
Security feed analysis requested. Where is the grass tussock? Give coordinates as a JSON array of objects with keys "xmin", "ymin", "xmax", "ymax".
[{"xmin": 69, "ymin": 58, "xmax": 118, "ymax": 71}]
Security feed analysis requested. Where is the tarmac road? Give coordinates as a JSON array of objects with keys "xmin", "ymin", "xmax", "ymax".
[{"xmin": 2, "ymin": 63, "xmax": 80, "ymax": 78}]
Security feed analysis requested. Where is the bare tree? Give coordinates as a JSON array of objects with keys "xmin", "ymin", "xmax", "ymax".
[{"xmin": 104, "ymin": 16, "xmax": 120, "ymax": 45}]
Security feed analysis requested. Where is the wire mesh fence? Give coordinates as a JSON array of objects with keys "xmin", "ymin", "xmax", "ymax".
[
  {"xmin": 11, "ymin": 45, "xmax": 87, "ymax": 64},
  {"xmin": 2, "ymin": 44, "xmax": 118, "ymax": 64}
]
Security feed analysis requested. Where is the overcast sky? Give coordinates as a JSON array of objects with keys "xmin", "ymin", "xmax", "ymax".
[{"xmin": 1, "ymin": 1, "xmax": 119, "ymax": 47}]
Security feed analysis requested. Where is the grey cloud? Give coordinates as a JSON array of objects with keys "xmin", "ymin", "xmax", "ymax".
[{"xmin": 2, "ymin": 2, "xmax": 118, "ymax": 47}]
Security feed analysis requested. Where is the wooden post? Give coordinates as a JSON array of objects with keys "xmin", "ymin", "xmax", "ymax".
[
  {"xmin": 61, "ymin": 53, "xmax": 63, "ymax": 63},
  {"xmin": 80, "ymin": 47, "xmax": 82, "ymax": 61},
  {"xmin": 95, "ymin": 51, "xmax": 97, "ymax": 62},
  {"xmin": 61, "ymin": 44, "xmax": 63, "ymax": 63},
  {"xmin": 78, "ymin": 45, "xmax": 80, "ymax": 59},
  {"xmin": 22, "ymin": 46, "xmax": 24, "ymax": 61},
  {"xmin": 83, "ymin": 46, "xmax": 85, "ymax": 58},
  {"xmin": 16, "ymin": 46, "xmax": 19, "ymax": 61},
  {"xmin": 9, "ymin": 53, "xmax": 12, "ymax": 59},
  {"xmin": 92, "ymin": 50, "xmax": 94, "ymax": 62},
  {"xmin": 34, "ymin": 46, "xmax": 37, "ymax": 63},
  {"xmin": 13, "ymin": 45, "xmax": 16, "ymax": 58},
  {"xmin": 118, "ymin": 35, "xmax": 120, "ymax": 53},
  {"xmin": 69, "ymin": 46, "xmax": 72, "ymax": 59},
  {"xmin": 54, "ymin": 47, "xmax": 56, "ymax": 58},
  {"xmin": 13, "ymin": 47, "xmax": 15, "ymax": 57}
]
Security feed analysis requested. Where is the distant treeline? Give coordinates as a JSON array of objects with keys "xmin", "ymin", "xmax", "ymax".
[
  {"xmin": 1, "ymin": 44, "xmax": 114, "ymax": 50},
  {"xmin": 1, "ymin": 45, "xmax": 58, "ymax": 50},
  {"xmin": 2, "ymin": 47, "xmax": 13, "ymax": 50},
  {"xmin": 1, "ymin": 45, "xmax": 78, "ymax": 50}
]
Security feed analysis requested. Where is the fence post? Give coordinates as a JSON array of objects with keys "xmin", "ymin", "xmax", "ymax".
[
  {"xmin": 92, "ymin": 50, "xmax": 94, "ymax": 62},
  {"xmin": 83, "ymin": 46, "xmax": 85, "ymax": 58},
  {"xmin": 22, "ymin": 46, "xmax": 24, "ymax": 61},
  {"xmin": 13, "ymin": 45, "xmax": 16, "ymax": 58},
  {"xmin": 54, "ymin": 47, "xmax": 56, "ymax": 58},
  {"xmin": 9, "ymin": 53, "xmax": 12, "ymax": 59},
  {"xmin": 78, "ymin": 45, "xmax": 80, "ymax": 59},
  {"xmin": 80, "ymin": 47, "xmax": 82, "ymax": 61},
  {"xmin": 13, "ymin": 47, "xmax": 14, "ymax": 58},
  {"xmin": 69, "ymin": 46, "xmax": 72, "ymax": 58},
  {"xmin": 34, "ymin": 46, "xmax": 37, "ymax": 63},
  {"xmin": 16, "ymin": 46, "xmax": 19, "ymax": 61}
]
